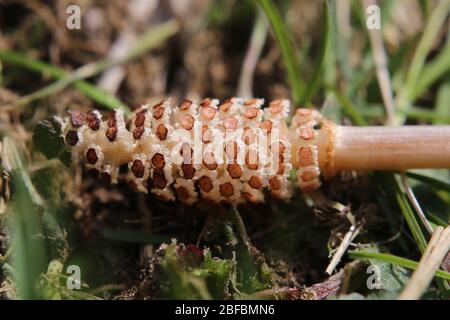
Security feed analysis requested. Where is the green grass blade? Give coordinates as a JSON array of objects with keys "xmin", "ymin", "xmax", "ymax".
[
  {"xmin": 433, "ymin": 82, "xmax": 450, "ymax": 125},
  {"xmin": 329, "ymin": 0, "xmax": 352, "ymax": 84},
  {"xmin": 396, "ymin": 190, "xmax": 428, "ymax": 252},
  {"xmin": 349, "ymin": 251, "xmax": 450, "ymax": 280},
  {"xmin": 380, "ymin": 173, "xmax": 428, "ymax": 253},
  {"xmin": 395, "ymin": 0, "xmax": 450, "ymax": 123},
  {"xmin": 334, "ymin": 90, "xmax": 367, "ymax": 126},
  {"xmin": 413, "ymin": 43, "xmax": 450, "ymax": 101},
  {"xmin": 2, "ymin": 138, "xmax": 47, "ymax": 299},
  {"xmin": 405, "ymin": 171, "xmax": 450, "ymax": 193},
  {"xmin": 300, "ymin": 1, "xmax": 330, "ymax": 105},
  {"xmin": 403, "ymin": 0, "xmax": 450, "ymax": 98},
  {"xmin": 358, "ymin": 104, "xmax": 450, "ymax": 123},
  {"xmin": 0, "ymin": 20, "xmax": 179, "ymax": 112},
  {"xmin": 258, "ymin": 0, "xmax": 304, "ymax": 105},
  {"xmin": 0, "ymin": 51, "xmax": 127, "ymax": 111}
]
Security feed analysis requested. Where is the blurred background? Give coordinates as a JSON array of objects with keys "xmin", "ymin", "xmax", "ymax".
[{"xmin": 0, "ymin": 0, "xmax": 449, "ymax": 300}]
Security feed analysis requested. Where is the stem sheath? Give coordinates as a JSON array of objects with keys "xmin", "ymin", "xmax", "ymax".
[{"xmin": 318, "ymin": 125, "xmax": 450, "ymax": 173}]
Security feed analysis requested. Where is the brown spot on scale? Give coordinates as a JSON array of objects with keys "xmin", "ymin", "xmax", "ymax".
[
  {"xmin": 179, "ymin": 99, "xmax": 193, "ymax": 110},
  {"xmin": 152, "ymin": 100, "xmax": 165, "ymax": 109},
  {"xmin": 219, "ymin": 100, "xmax": 232, "ymax": 112},
  {"xmin": 86, "ymin": 111, "xmax": 100, "ymax": 131},
  {"xmin": 201, "ymin": 125, "xmax": 212, "ymax": 143},
  {"xmin": 243, "ymin": 191, "xmax": 257, "ymax": 203},
  {"xmin": 227, "ymin": 164, "xmax": 242, "ymax": 179},
  {"xmin": 269, "ymin": 176, "xmax": 281, "ymax": 191},
  {"xmin": 106, "ymin": 126, "xmax": 118, "ymax": 142},
  {"xmin": 245, "ymin": 150, "xmax": 259, "ymax": 170},
  {"xmin": 134, "ymin": 112, "xmax": 146, "ymax": 127},
  {"xmin": 176, "ymin": 186, "xmax": 190, "ymax": 201},
  {"xmin": 225, "ymin": 141, "xmax": 238, "ymax": 161},
  {"xmin": 260, "ymin": 120, "xmax": 273, "ymax": 134},
  {"xmin": 133, "ymin": 126, "xmax": 145, "ymax": 140},
  {"xmin": 244, "ymin": 107, "xmax": 259, "ymax": 119},
  {"xmin": 152, "ymin": 169, "xmax": 167, "ymax": 189},
  {"xmin": 219, "ymin": 182, "xmax": 234, "ymax": 198},
  {"xmin": 65, "ymin": 130, "xmax": 79, "ymax": 146},
  {"xmin": 69, "ymin": 111, "xmax": 85, "ymax": 128},
  {"xmin": 268, "ymin": 99, "xmax": 283, "ymax": 114},
  {"xmin": 180, "ymin": 143, "xmax": 193, "ymax": 163},
  {"xmin": 181, "ymin": 114, "xmax": 195, "ymax": 130},
  {"xmin": 181, "ymin": 163, "xmax": 195, "ymax": 179},
  {"xmin": 131, "ymin": 159, "xmax": 145, "ymax": 178},
  {"xmin": 270, "ymin": 141, "xmax": 286, "ymax": 155},
  {"xmin": 156, "ymin": 124, "xmax": 168, "ymax": 140},
  {"xmin": 299, "ymin": 127, "xmax": 315, "ymax": 140},
  {"xmin": 197, "ymin": 176, "xmax": 213, "ymax": 192},
  {"xmin": 86, "ymin": 148, "xmax": 98, "ymax": 165},
  {"xmin": 151, "ymin": 153, "xmax": 165, "ymax": 169},
  {"xmin": 203, "ymin": 153, "xmax": 218, "ymax": 170},
  {"xmin": 298, "ymin": 147, "xmax": 314, "ymax": 167},
  {"xmin": 244, "ymin": 98, "xmax": 258, "ymax": 106},
  {"xmin": 222, "ymin": 117, "xmax": 238, "ymax": 131},
  {"xmin": 248, "ymin": 176, "xmax": 262, "ymax": 189},
  {"xmin": 200, "ymin": 98, "xmax": 212, "ymax": 107},
  {"xmin": 153, "ymin": 106, "xmax": 165, "ymax": 120},
  {"xmin": 201, "ymin": 106, "xmax": 217, "ymax": 120},
  {"xmin": 243, "ymin": 127, "xmax": 256, "ymax": 145}
]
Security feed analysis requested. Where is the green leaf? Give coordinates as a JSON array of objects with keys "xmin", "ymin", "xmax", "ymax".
[
  {"xmin": 156, "ymin": 241, "xmax": 235, "ymax": 299},
  {"xmin": 193, "ymin": 249, "xmax": 234, "ymax": 299}
]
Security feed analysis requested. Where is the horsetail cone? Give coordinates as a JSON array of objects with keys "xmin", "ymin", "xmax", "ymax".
[{"xmin": 59, "ymin": 98, "xmax": 450, "ymax": 204}]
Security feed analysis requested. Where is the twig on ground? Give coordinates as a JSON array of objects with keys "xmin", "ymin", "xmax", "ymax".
[
  {"xmin": 325, "ymin": 224, "xmax": 360, "ymax": 275},
  {"xmin": 400, "ymin": 172, "xmax": 434, "ymax": 235},
  {"xmin": 398, "ymin": 226, "xmax": 450, "ymax": 299}
]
